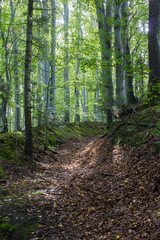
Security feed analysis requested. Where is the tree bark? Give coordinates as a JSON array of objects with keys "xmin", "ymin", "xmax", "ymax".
[
  {"xmin": 64, "ymin": 0, "xmax": 70, "ymax": 122},
  {"xmin": 148, "ymin": 0, "xmax": 160, "ymax": 104},
  {"xmin": 50, "ymin": 0, "xmax": 56, "ymax": 112},
  {"xmin": 95, "ymin": 0, "xmax": 113, "ymax": 124},
  {"xmin": 75, "ymin": 1, "xmax": 81, "ymax": 122},
  {"xmin": 42, "ymin": 0, "xmax": 50, "ymax": 103},
  {"xmin": 24, "ymin": 0, "xmax": 34, "ymax": 157},
  {"xmin": 0, "ymin": 7, "xmax": 9, "ymax": 132},
  {"xmin": 82, "ymin": 86, "xmax": 86, "ymax": 121},
  {"xmin": 121, "ymin": 1, "xmax": 137, "ymax": 104},
  {"xmin": 75, "ymin": 56, "xmax": 80, "ymax": 122},
  {"xmin": 114, "ymin": 0, "xmax": 124, "ymax": 106},
  {"xmin": 10, "ymin": 0, "xmax": 21, "ymax": 131}
]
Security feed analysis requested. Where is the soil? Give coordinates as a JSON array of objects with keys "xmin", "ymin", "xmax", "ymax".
[{"xmin": 1, "ymin": 134, "xmax": 160, "ymax": 239}]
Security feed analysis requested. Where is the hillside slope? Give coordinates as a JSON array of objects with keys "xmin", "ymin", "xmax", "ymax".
[{"xmin": 0, "ymin": 105, "xmax": 160, "ymax": 239}]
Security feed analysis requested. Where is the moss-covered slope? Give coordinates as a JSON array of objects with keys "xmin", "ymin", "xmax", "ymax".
[
  {"xmin": 0, "ymin": 122, "xmax": 105, "ymax": 166},
  {"xmin": 104, "ymin": 104, "xmax": 160, "ymax": 147}
]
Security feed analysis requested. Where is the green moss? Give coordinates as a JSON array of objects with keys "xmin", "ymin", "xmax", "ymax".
[
  {"xmin": 0, "ymin": 219, "xmax": 38, "ymax": 240},
  {"xmin": 131, "ymin": 105, "xmax": 160, "ymax": 124},
  {"xmin": 22, "ymin": 223, "xmax": 39, "ymax": 239},
  {"xmin": 152, "ymin": 141, "xmax": 160, "ymax": 155},
  {"xmin": 0, "ymin": 216, "xmax": 16, "ymax": 239},
  {"xmin": 0, "ymin": 132, "xmax": 24, "ymax": 163},
  {"xmin": 0, "ymin": 166, "xmax": 6, "ymax": 180},
  {"xmin": 0, "ymin": 200, "xmax": 39, "ymax": 240},
  {"xmin": 0, "ymin": 122, "xmax": 105, "ymax": 166},
  {"xmin": 106, "ymin": 104, "xmax": 160, "ymax": 147}
]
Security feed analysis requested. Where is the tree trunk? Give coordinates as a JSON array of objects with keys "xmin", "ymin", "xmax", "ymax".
[
  {"xmin": 75, "ymin": 57, "xmax": 80, "ymax": 122},
  {"xmin": 24, "ymin": 0, "xmax": 34, "ymax": 157},
  {"xmin": 10, "ymin": 0, "xmax": 21, "ymax": 131},
  {"xmin": 1, "ymin": 99, "xmax": 8, "ymax": 133},
  {"xmin": 148, "ymin": 0, "xmax": 160, "ymax": 104},
  {"xmin": 114, "ymin": 0, "xmax": 124, "ymax": 106},
  {"xmin": 42, "ymin": 0, "xmax": 50, "ymax": 103},
  {"xmin": 0, "ymin": 7, "xmax": 9, "ymax": 132},
  {"xmin": 82, "ymin": 86, "xmax": 86, "ymax": 121},
  {"xmin": 75, "ymin": 2, "xmax": 81, "ymax": 122},
  {"xmin": 50, "ymin": 0, "xmax": 56, "ymax": 112},
  {"xmin": 37, "ymin": 58, "xmax": 43, "ymax": 128},
  {"xmin": 96, "ymin": 69, "xmax": 100, "ymax": 121},
  {"xmin": 64, "ymin": 0, "xmax": 70, "ymax": 122},
  {"xmin": 95, "ymin": 0, "xmax": 113, "ymax": 124},
  {"xmin": 121, "ymin": 1, "xmax": 137, "ymax": 104}
]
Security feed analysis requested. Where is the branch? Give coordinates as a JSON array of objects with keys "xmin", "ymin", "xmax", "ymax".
[{"xmin": 103, "ymin": 121, "xmax": 157, "ymax": 139}]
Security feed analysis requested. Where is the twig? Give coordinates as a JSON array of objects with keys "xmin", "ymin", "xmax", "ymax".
[
  {"xmin": 103, "ymin": 121, "xmax": 157, "ymax": 139},
  {"xmin": 40, "ymin": 228, "xmax": 54, "ymax": 240}
]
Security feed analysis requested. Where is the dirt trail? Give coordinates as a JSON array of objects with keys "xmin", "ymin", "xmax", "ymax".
[{"xmin": 1, "ymin": 135, "xmax": 160, "ymax": 239}]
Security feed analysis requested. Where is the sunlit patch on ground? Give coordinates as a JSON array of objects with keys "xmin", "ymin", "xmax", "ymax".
[
  {"xmin": 1, "ymin": 135, "xmax": 160, "ymax": 239},
  {"xmin": 112, "ymin": 146, "xmax": 125, "ymax": 164}
]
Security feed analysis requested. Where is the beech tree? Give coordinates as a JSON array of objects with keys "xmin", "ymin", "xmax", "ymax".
[
  {"xmin": 148, "ymin": 0, "xmax": 160, "ymax": 104},
  {"xmin": 10, "ymin": 0, "xmax": 21, "ymax": 131},
  {"xmin": 74, "ymin": 0, "xmax": 81, "ymax": 122},
  {"xmin": 114, "ymin": 0, "xmax": 124, "ymax": 106},
  {"xmin": 50, "ymin": 0, "xmax": 56, "ymax": 112},
  {"xmin": 42, "ymin": 0, "xmax": 50, "ymax": 101},
  {"xmin": 64, "ymin": 0, "xmax": 70, "ymax": 122},
  {"xmin": 0, "ymin": 5, "xmax": 11, "ymax": 132},
  {"xmin": 121, "ymin": 0, "xmax": 137, "ymax": 104},
  {"xmin": 0, "ymin": 0, "xmax": 157, "ymax": 141},
  {"xmin": 24, "ymin": 0, "xmax": 34, "ymax": 157},
  {"xmin": 94, "ymin": 0, "xmax": 113, "ymax": 124}
]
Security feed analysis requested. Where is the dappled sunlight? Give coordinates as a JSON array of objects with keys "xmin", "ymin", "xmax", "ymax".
[
  {"xmin": 60, "ymin": 138, "xmax": 100, "ymax": 178},
  {"xmin": 1, "ymin": 134, "xmax": 159, "ymax": 239},
  {"xmin": 112, "ymin": 146, "xmax": 125, "ymax": 164},
  {"xmin": 80, "ymin": 140, "xmax": 97, "ymax": 156},
  {"xmin": 62, "ymin": 162, "xmax": 80, "ymax": 173},
  {"xmin": 38, "ymin": 162, "xmax": 53, "ymax": 169}
]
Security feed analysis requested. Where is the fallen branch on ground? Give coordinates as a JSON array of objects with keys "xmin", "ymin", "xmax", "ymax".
[{"xmin": 103, "ymin": 121, "xmax": 157, "ymax": 138}]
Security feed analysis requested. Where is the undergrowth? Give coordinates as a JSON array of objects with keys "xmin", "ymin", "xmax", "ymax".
[
  {"xmin": 105, "ymin": 104, "xmax": 160, "ymax": 146},
  {"xmin": 0, "ymin": 122, "xmax": 105, "ymax": 173}
]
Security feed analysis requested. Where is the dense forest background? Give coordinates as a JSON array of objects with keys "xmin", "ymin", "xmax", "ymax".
[
  {"xmin": 0, "ymin": 0, "xmax": 159, "ymax": 156},
  {"xmin": 1, "ymin": 1, "xmax": 160, "ymax": 239}
]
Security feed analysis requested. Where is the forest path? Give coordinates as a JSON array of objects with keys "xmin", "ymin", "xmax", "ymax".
[{"xmin": 1, "ymin": 135, "xmax": 160, "ymax": 239}]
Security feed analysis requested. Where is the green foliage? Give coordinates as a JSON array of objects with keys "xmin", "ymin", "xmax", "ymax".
[{"xmin": 0, "ymin": 0, "xmax": 155, "ymax": 141}]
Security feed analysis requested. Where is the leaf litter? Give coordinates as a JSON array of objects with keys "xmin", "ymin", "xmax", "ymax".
[{"xmin": 1, "ymin": 134, "xmax": 160, "ymax": 239}]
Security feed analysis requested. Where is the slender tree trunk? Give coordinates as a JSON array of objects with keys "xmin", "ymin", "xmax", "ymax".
[
  {"xmin": 64, "ymin": 0, "xmax": 70, "ymax": 122},
  {"xmin": 96, "ymin": 69, "xmax": 100, "ymax": 121},
  {"xmin": 24, "ymin": 0, "xmax": 34, "ymax": 157},
  {"xmin": 138, "ymin": 55, "xmax": 144, "ymax": 100},
  {"xmin": 75, "ymin": 56, "xmax": 80, "ymax": 122},
  {"xmin": 50, "ymin": 0, "xmax": 56, "ymax": 112},
  {"xmin": 37, "ymin": 58, "xmax": 43, "ymax": 128},
  {"xmin": 42, "ymin": 0, "xmax": 50, "ymax": 103},
  {"xmin": 75, "ymin": 2, "xmax": 81, "ymax": 122},
  {"xmin": 1, "ymin": 99, "xmax": 8, "ymax": 132},
  {"xmin": 114, "ymin": 0, "xmax": 124, "ymax": 106},
  {"xmin": 10, "ymin": 0, "xmax": 21, "ymax": 131},
  {"xmin": 82, "ymin": 86, "xmax": 86, "ymax": 121},
  {"xmin": 121, "ymin": 1, "xmax": 137, "ymax": 104},
  {"xmin": 148, "ymin": 0, "xmax": 160, "ymax": 104},
  {"xmin": 0, "ymin": 7, "xmax": 9, "ymax": 132}
]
